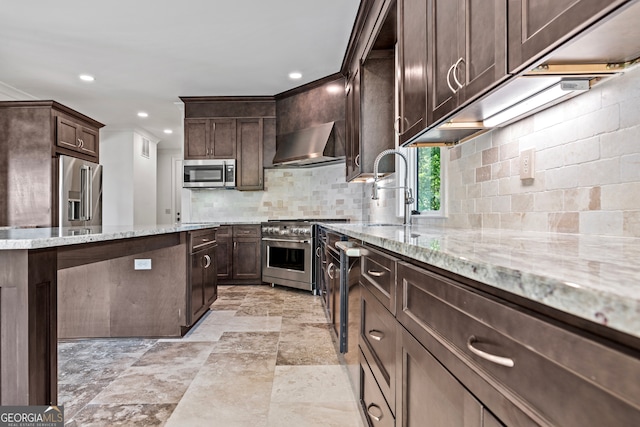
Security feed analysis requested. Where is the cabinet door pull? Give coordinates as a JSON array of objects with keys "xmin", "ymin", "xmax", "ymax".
[
  {"xmin": 367, "ymin": 270, "xmax": 384, "ymax": 277},
  {"xmin": 354, "ymin": 153, "xmax": 360, "ymax": 168},
  {"xmin": 366, "ymin": 403, "xmax": 383, "ymax": 422},
  {"xmin": 327, "ymin": 262, "xmax": 335, "ymax": 279},
  {"xmin": 467, "ymin": 336, "xmax": 514, "ymax": 368},
  {"xmin": 452, "ymin": 57, "xmax": 465, "ymax": 90},
  {"xmin": 446, "ymin": 63, "xmax": 458, "ymax": 94},
  {"xmin": 203, "ymin": 254, "xmax": 211, "ymax": 268},
  {"xmin": 315, "ymin": 247, "xmax": 321, "ymax": 258},
  {"xmin": 368, "ymin": 329, "xmax": 384, "ymax": 341}
]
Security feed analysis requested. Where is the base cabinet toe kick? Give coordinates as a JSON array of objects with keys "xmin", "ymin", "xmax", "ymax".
[{"xmin": 356, "ymin": 245, "xmax": 640, "ymax": 427}]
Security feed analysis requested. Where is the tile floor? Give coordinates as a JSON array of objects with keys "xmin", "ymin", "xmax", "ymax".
[{"xmin": 58, "ymin": 285, "xmax": 365, "ymax": 426}]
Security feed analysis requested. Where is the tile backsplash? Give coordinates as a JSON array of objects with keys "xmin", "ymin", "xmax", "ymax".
[
  {"xmin": 415, "ymin": 65, "xmax": 640, "ymax": 237},
  {"xmin": 188, "ymin": 66, "xmax": 640, "ymax": 237},
  {"xmin": 189, "ymin": 163, "xmax": 366, "ymax": 222}
]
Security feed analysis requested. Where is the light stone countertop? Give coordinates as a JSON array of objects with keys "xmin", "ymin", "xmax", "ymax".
[
  {"xmin": 321, "ymin": 222, "xmax": 640, "ymax": 340},
  {"xmin": 0, "ymin": 223, "xmax": 219, "ymax": 250}
]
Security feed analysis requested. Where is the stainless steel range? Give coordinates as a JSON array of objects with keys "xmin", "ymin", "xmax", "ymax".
[{"xmin": 261, "ymin": 221, "xmax": 314, "ymax": 292}]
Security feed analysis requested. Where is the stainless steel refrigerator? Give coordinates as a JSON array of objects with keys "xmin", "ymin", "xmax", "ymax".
[{"xmin": 59, "ymin": 155, "xmax": 102, "ymax": 227}]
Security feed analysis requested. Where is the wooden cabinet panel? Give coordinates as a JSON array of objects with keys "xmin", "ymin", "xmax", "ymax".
[
  {"xmin": 398, "ymin": 0, "xmax": 430, "ymax": 143},
  {"xmin": 233, "ymin": 238, "xmax": 261, "ymax": 280},
  {"xmin": 218, "ymin": 225, "xmax": 262, "ymax": 284},
  {"xmin": 345, "ymin": 66, "xmax": 361, "ymax": 181},
  {"xmin": 361, "ymin": 284, "xmax": 396, "ymax": 412},
  {"xmin": 215, "ymin": 226, "xmax": 232, "ymax": 282},
  {"xmin": 55, "ymin": 115, "xmax": 100, "ymax": 160},
  {"xmin": 236, "ymin": 118, "xmax": 263, "ymax": 190},
  {"xmin": 396, "ymin": 325, "xmax": 482, "ymax": 427},
  {"xmin": 184, "ymin": 119, "xmax": 208, "ymax": 159},
  {"xmin": 361, "ymin": 349, "xmax": 395, "ymax": 427},
  {"xmin": 429, "ymin": 0, "xmax": 507, "ymax": 122},
  {"xmin": 360, "ymin": 244, "xmax": 398, "ymax": 314},
  {"xmin": 507, "ymin": 0, "xmax": 627, "ymax": 72},
  {"xmin": 210, "ymin": 118, "xmax": 236, "ymax": 158},
  {"xmin": 396, "ymin": 261, "xmax": 640, "ymax": 426}
]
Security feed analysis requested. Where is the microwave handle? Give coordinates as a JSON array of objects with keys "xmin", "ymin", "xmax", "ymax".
[{"xmin": 223, "ymin": 161, "xmax": 227, "ymax": 186}]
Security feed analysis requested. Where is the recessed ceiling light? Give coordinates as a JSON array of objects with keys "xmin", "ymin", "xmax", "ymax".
[
  {"xmin": 79, "ymin": 74, "xmax": 95, "ymax": 82},
  {"xmin": 137, "ymin": 112, "xmax": 148, "ymax": 118},
  {"xmin": 289, "ymin": 72, "xmax": 302, "ymax": 80},
  {"xmin": 163, "ymin": 129, "xmax": 173, "ymax": 134}
]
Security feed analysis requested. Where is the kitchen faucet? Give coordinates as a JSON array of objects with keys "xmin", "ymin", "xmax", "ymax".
[{"xmin": 371, "ymin": 148, "xmax": 414, "ymax": 225}]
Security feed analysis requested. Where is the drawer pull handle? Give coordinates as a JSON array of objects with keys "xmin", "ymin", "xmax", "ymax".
[
  {"xmin": 368, "ymin": 330, "xmax": 384, "ymax": 341},
  {"xmin": 467, "ymin": 336, "xmax": 514, "ymax": 368},
  {"xmin": 368, "ymin": 270, "xmax": 384, "ymax": 277},
  {"xmin": 366, "ymin": 403, "xmax": 383, "ymax": 422}
]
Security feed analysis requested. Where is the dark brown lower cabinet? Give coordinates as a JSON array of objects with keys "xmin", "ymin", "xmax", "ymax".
[
  {"xmin": 217, "ymin": 224, "xmax": 262, "ymax": 285},
  {"xmin": 189, "ymin": 230, "xmax": 217, "ymax": 326},
  {"xmin": 396, "ymin": 325, "xmax": 488, "ymax": 427}
]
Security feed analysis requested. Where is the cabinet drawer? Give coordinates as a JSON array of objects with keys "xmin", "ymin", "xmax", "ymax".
[
  {"xmin": 396, "ymin": 262, "xmax": 640, "ymax": 427},
  {"xmin": 360, "ymin": 349, "xmax": 395, "ymax": 427},
  {"xmin": 361, "ymin": 284, "xmax": 395, "ymax": 413},
  {"xmin": 361, "ymin": 245, "xmax": 397, "ymax": 314},
  {"xmin": 190, "ymin": 229, "xmax": 216, "ymax": 252},
  {"xmin": 233, "ymin": 225, "xmax": 260, "ymax": 238}
]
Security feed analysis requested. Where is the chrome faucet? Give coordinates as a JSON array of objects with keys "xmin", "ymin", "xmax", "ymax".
[{"xmin": 371, "ymin": 149, "xmax": 414, "ymax": 225}]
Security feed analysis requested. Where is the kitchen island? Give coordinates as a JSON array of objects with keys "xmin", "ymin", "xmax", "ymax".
[
  {"xmin": 0, "ymin": 223, "xmax": 218, "ymax": 405},
  {"xmin": 321, "ymin": 222, "xmax": 640, "ymax": 426}
]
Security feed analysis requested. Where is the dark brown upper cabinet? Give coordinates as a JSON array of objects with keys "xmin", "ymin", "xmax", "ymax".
[
  {"xmin": 507, "ymin": 0, "xmax": 630, "ymax": 73},
  {"xmin": 397, "ymin": 0, "xmax": 430, "ymax": 144},
  {"xmin": 0, "ymin": 101, "xmax": 103, "ymax": 227},
  {"xmin": 345, "ymin": 65, "xmax": 361, "ymax": 181},
  {"xmin": 184, "ymin": 118, "xmax": 236, "ymax": 159},
  {"xmin": 342, "ymin": 0, "xmax": 396, "ymax": 182},
  {"xmin": 236, "ymin": 118, "xmax": 264, "ymax": 190},
  {"xmin": 428, "ymin": 0, "xmax": 508, "ymax": 123},
  {"xmin": 56, "ymin": 115, "xmax": 99, "ymax": 160},
  {"xmin": 181, "ymin": 97, "xmax": 275, "ymax": 191}
]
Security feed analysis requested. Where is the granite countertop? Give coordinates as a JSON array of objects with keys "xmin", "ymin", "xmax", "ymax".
[
  {"xmin": 321, "ymin": 222, "xmax": 640, "ymax": 340},
  {"xmin": 0, "ymin": 223, "xmax": 219, "ymax": 250}
]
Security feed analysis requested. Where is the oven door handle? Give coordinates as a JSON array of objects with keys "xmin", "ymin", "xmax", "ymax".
[{"xmin": 262, "ymin": 237, "xmax": 311, "ymax": 244}]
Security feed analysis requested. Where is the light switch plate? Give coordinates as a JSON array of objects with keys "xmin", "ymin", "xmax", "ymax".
[
  {"xmin": 520, "ymin": 148, "xmax": 535, "ymax": 180},
  {"xmin": 134, "ymin": 259, "xmax": 152, "ymax": 270}
]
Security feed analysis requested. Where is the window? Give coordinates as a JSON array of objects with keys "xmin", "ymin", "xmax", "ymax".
[
  {"xmin": 416, "ymin": 147, "xmax": 441, "ymax": 212},
  {"xmin": 403, "ymin": 146, "xmax": 445, "ymax": 217}
]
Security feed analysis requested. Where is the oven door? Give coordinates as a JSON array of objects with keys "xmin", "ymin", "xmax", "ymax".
[{"xmin": 262, "ymin": 238, "xmax": 313, "ymax": 291}]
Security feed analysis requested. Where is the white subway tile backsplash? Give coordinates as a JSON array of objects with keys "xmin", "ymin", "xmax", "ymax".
[
  {"xmin": 580, "ymin": 211, "xmax": 624, "ymax": 236},
  {"xmin": 620, "ymin": 153, "xmax": 640, "ymax": 182},
  {"xmin": 563, "ymin": 136, "xmax": 600, "ymax": 166},
  {"xmin": 440, "ymin": 66, "xmax": 640, "ymax": 237}
]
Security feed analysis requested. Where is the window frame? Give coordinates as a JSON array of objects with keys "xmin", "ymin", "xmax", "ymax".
[{"xmin": 400, "ymin": 146, "xmax": 447, "ymax": 219}]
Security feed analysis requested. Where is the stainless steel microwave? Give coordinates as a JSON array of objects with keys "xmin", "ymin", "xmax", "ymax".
[{"xmin": 183, "ymin": 159, "xmax": 236, "ymax": 188}]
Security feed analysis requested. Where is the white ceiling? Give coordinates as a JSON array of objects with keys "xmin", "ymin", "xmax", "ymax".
[{"xmin": 0, "ymin": 0, "xmax": 361, "ymax": 149}]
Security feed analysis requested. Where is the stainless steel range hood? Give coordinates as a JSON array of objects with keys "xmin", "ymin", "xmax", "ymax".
[{"xmin": 272, "ymin": 121, "xmax": 345, "ymax": 167}]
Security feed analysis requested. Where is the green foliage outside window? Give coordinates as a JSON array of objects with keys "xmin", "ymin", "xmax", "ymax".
[{"xmin": 417, "ymin": 147, "xmax": 441, "ymax": 211}]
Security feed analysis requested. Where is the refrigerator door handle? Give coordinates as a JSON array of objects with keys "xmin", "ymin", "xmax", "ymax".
[{"xmin": 80, "ymin": 165, "xmax": 92, "ymax": 221}]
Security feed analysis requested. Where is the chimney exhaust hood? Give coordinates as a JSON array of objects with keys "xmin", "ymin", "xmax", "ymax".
[{"xmin": 272, "ymin": 121, "xmax": 345, "ymax": 167}]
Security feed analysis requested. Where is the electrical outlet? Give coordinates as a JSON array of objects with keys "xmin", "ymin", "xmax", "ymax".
[
  {"xmin": 520, "ymin": 148, "xmax": 535, "ymax": 180},
  {"xmin": 134, "ymin": 259, "xmax": 152, "ymax": 270}
]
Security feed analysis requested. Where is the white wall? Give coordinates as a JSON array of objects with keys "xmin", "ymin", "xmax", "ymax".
[
  {"xmin": 157, "ymin": 149, "xmax": 182, "ymax": 224},
  {"xmin": 101, "ymin": 129, "xmax": 158, "ymax": 226}
]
